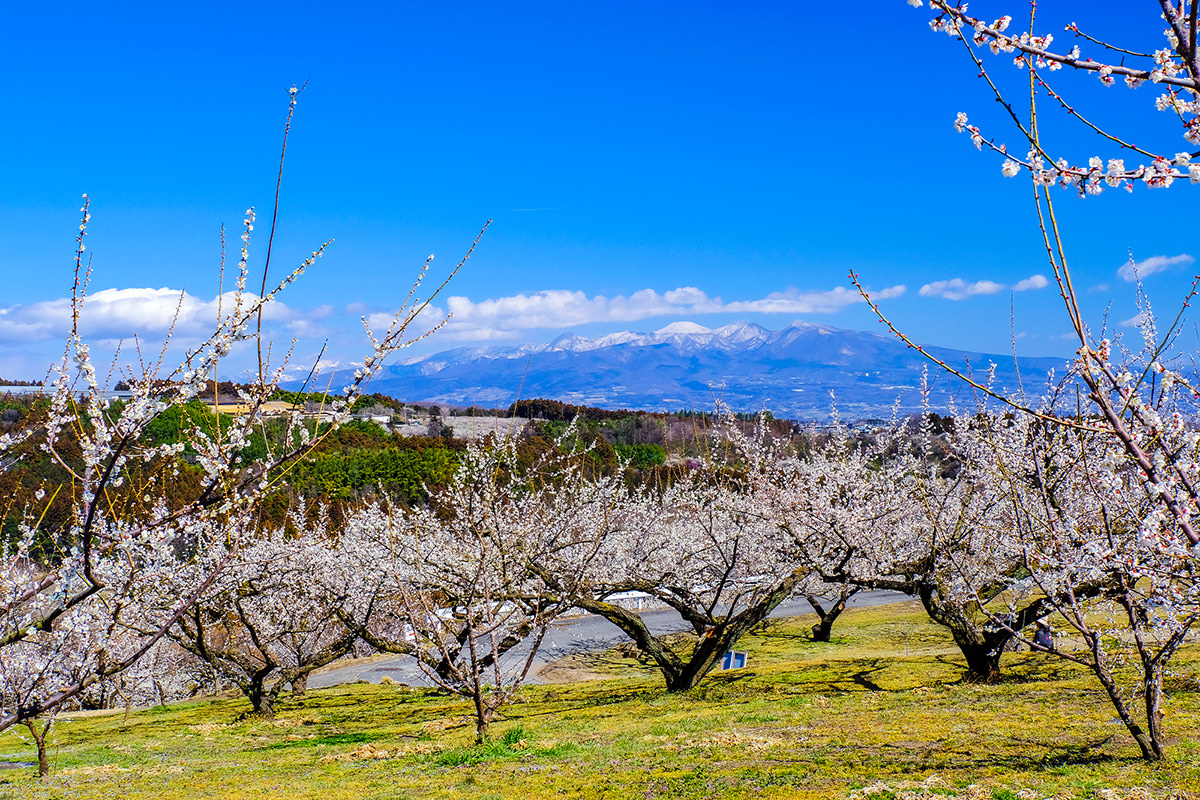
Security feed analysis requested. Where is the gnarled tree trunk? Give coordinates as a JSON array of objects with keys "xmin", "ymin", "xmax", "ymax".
[
  {"xmin": 562, "ymin": 571, "xmax": 802, "ymax": 692},
  {"xmin": 22, "ymin": 717, "xmax": 52, "ymax": 778},
  {"xmin": 806, "ymin": 586, "xmax": 860, "ymax": 642}
]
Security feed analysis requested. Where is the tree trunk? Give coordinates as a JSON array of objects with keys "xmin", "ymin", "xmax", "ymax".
[
  {"xmin": 246, "ymin": 674, "xmax": 278, "ymax": 719},
  {"xmin": 806, "ymin": 587, "xmax": 858, "ymax": 642},
  {"xmin": 662, "ymin": 633, "xmax": 729, "ymax": 691},
  {"xmin": 559, "ymin": 571, "xmax": 801, "ymax": 692},
  {"xmin": 1142, "ymin": 666, "xmax": 1165, "ymax": 760},
  {"xmin": 957, "ymin": 637, "xmax": 1003, "ymax": 683},
  {"xmin": 473, "ymin": 694, "xmax": 491, "ymax": 744},
  {"xmin": 918, "ymin": 587, "xmax": 1010, "ymax": 682},
  {"xmin": 290, "ymin": 672, "xmax": 308, "ymax": 698},
  {"xmin": 253, "ymin": 693, "xmax": 275, "ymax": 719},
  {"xmin": 22, "ymin": 718, "xmax": 51, "ymax": 778},
  {"xmin": 1088, "ymin": 638, "xmax": 1163, "ymax": 760},
  {"xmin": 809, "ymin": 616, "xmax": 836, "ymax": 643}
]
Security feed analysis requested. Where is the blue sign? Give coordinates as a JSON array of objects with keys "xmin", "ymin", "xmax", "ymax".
[{"xmin": 721, "ymin": 651, "xmax": 748, "ymax": 670}]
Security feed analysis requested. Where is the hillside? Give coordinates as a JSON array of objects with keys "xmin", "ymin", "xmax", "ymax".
[{"xmin": 1, "ymin": 602, "xmax": 1195, "ymax": 799}]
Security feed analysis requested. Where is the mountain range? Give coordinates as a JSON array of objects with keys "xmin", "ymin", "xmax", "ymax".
[{"xmin": 321, "ymin": 321, "xmax": 1069, "ymax": 420}]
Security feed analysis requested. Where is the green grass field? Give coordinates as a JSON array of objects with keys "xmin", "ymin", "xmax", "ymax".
[{"xmin": 3, "ymin": 601, "xmax": 1197, "ymax": 799}]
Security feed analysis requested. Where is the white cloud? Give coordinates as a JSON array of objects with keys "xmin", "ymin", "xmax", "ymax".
[
  {"xmin": 724, "ymin": 285, "xmax": 907, "ymax": 313},
  {"xmin": 0, "ymin": 281, "xmax": 912, "ymax": 351},
  {"xmin": 919, "ymin": 278, "xmax": 1006, "ymax": 301},
  {"xmin": 0, "ymin": 287, "xmax": 297, "ymax": 344},
  {"xmin": 430, "ymin": 283, "xmax": 906, "ymax": 338},
  {"xmin": 1013, "ymin": 274, "xmax": 1049, "ymax": 291},
  {"xmin": 1118, "ymin": 253, "xmax": 1194, "ymax": 282},
  {"xmin": 663, "ymin": 287, "xmax": 708, "ymax": 305},
  {"xmin": 441, "ymin": 326, "xmax": 526, "ymax": 342},
  {"xmin": 357, "ymin": 304, "xmax": 448, "ymax": 343},
  {"xmin": 919, "ymin": 274, "xmax": 1048, "ymax": 300}
]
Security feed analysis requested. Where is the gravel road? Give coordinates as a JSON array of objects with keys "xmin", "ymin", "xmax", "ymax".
[{"xmin": 309, "ymin": 590, "xmax": 910, "ymax": 689}]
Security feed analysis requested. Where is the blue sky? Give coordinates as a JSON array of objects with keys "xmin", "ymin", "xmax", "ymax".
[{"xmin": 1, "ymin": 1, "xmax": 1195, "ymax": 382}]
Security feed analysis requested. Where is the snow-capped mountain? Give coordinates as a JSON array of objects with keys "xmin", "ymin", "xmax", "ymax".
[{"xmin": 320, "ymin": 321, "xmax": 1067, "ymax": 420}]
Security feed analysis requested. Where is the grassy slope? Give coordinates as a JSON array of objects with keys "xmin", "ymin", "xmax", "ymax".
[{"xmin": 2, "ymin": 602, "xmax": 1197, "ymax": 800}]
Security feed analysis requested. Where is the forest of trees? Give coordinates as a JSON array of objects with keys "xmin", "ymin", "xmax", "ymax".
[{"xmin": 5, "ymin": 1, "xmax": 1200, "ymax": 775}]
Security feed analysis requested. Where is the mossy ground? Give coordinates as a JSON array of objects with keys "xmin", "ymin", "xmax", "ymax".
[{"xmin": 2, "ymin": 602, "xmax": 1197, "ymax": 799}]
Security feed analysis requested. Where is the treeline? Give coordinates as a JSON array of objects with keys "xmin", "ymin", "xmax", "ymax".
[
  {"xmin": 0, "ymin": 397, "xmax": 466, "ymax": 550},
  {"xmin": 0, "ymin": 392, "xmax": 45, "ymax": 430},
  {"xmin": 281, "ymin": 422, "xmax": 466, "ymax": 507},
  {"xmin": 514, "ymin": 397, "xmax": 801, "ymax": 456},
  {"xmin": 1, "ymin": 389, "xmax": 816, "ymax": 549},
  {"xmin": 0, "ymin": 394, "xmax": 207, "ymax": 557},
  {"xmin": 508, "ymin": 398, "xmax": 652, "ymax": 422}
]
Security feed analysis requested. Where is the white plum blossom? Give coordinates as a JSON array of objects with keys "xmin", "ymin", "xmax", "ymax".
[{"xmin": 921, "ymin": 0, "xmax": 1200, "ymax": 196}]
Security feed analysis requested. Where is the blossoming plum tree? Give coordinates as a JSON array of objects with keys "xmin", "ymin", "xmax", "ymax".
[
  {"xmin": 755, "ymin": 412, "xmax": 1064, "ymax": 682},
  {"xmin": 859, "ymin": 1, "xmax": 1200, "ymax": 759},
  {"xmin": 947, "ymin": 406, "xmax": 1198, "ymax": 760},
  {"xmin": 165, "ymin": 515, "xmax": 366, "ymax": 719},
  {"xmin": 534, "ymin": 415, "xmax": 831, "ymax": 692},
  {"xmin": 0, "ymin": 87, "xmax": 481, "ymax": 741},
  {"xmin": 349, "ymin": 434, "xmax": 622, "ymax": 742}
]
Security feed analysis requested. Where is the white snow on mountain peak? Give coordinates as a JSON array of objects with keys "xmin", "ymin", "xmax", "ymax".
[
  {"xmin": 654, "ymin": 321, "xmax": 712, "ymax": 335},
  {"xmin": 714, "ymin": 321, "xmax": 771, "ymax": 343},
  {"xmin": 550, "ymin": 330, "xmax": 642, "ymax": 352},
  {"xmin": 407, "ymin": 320, "xmax": 913, "ymax": 369},
  {"xmin": 785, "ymin": 319, "xmax": 834, "ymax": 334},
  {"xmin": 315, "ymin": 318, "xmax": 1070, "ymax": 419}
]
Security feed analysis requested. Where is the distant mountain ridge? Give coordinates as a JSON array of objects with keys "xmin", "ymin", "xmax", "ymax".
[{"xmin": 318, "ymin": 321, "xmax": 1068, "ymax": 420}]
